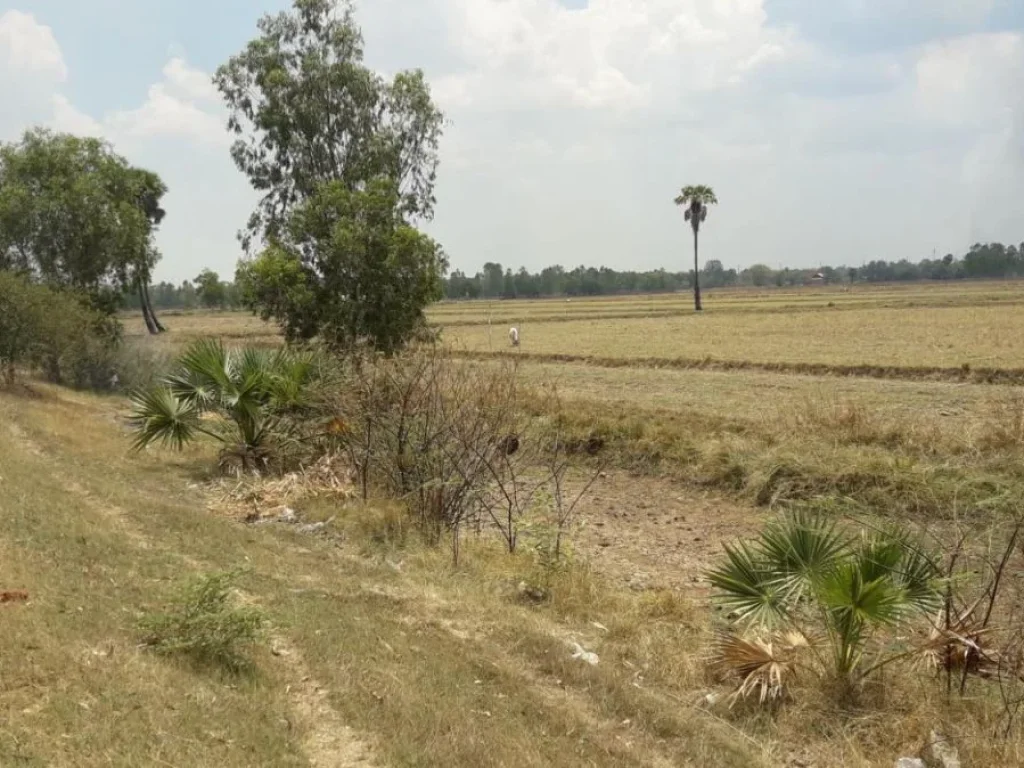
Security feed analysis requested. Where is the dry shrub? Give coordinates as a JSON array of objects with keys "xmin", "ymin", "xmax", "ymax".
[
  {"xmin": 976, "ymin": 393, "xmax": 1024, "ymax": 452},
  {"xmin": 324, "ymin": 345, "xmax": 528, "ymax": 559},
  {"xmin": 210, "ymin": 452, "xmax": 355, "ymax": 519},
  {"xmin": 778, "ymin": 395, "xmax": 915, "ymax": 450}
]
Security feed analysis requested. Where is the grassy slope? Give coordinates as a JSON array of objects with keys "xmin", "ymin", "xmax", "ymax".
[{"xmin": 0, "ymin": 386, "xmax": 762, "ymax": 768}]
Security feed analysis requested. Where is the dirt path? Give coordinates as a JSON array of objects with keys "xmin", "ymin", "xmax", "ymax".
[
  {"xmin": 271, "ymin": 635, "xmax": 380, "ymax": 768},
  {"xmin": 6, "ymin": 414, "xmax": 384, "ymax": 768},
  {"xmin": 569, "ymin": 472, "xmax": 766, "ymax": 593}
]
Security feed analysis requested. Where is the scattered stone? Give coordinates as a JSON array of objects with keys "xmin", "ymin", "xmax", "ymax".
[
  {"xmin": 296, "ymin": 517, "xmax": 335, "ymax": 535},
  {"xmin": 627, "ymin": 577, "xmax": 648, "ymax": 592},
  {"xmin": 699, "ymin": 691, "xmax": 721, "ymax": 708},
  {"xmin": 516, "ymin": 581, "xmax": 550, "ymax": 604},
  {"xmin": 896, "ymin": 759, "xmax": 926, "ymax": 768},
  {"xmin": 922, "ymin": 730, "xmax": 960, "ymax": 768},
  {"xmin": 248, "ymin": 507, "xmax": 300, "ymax": 526},
  {"xmin": 569, "ymin": 641, "xmax": 599, "ymax": 666},
  {"xmin": 279, "ymin": 507, "xmax": 298, "ymax": 524}
]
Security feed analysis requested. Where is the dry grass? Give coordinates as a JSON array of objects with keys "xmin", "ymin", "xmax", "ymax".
[
  {"xmin": 431, "ymin": 280, "xmax": 1024, "ymax": 326},
  {"xmin": 0, "ymin": 385, "xmax": 764, "ymax": 767},
  {"xmin": 47, "ymin": 281, "xmax": 1024, "ymax": 764},
  {"xmin": 503, "ymin": 358, "xmax": 1005, "ymax": 438},
  {"xmin": 126, "ymin": 281, "xmax": 1024, "ymax": 368},
  {"xmin": 3, "ymin": 378, "xmax": 1024, "ymax": 764},
  {"xmin": 441, "ymin": 303, "xmax": 1024, "ymax": 370},
  {"xmin": 122, "ymin": 310, "xmax": 281, "ymax": 349}
]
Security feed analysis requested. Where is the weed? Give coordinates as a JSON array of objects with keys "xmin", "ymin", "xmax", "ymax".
[{"xmin": 139, "ymin": 570, "xmax": 265, "ymax": 673}]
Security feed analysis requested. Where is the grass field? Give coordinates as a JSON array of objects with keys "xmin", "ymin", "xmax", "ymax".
[
  {"xmin": 130, "ymin": 281, "xmax": 1024, "ymax": 372},
  {"xmin": 28, "ymin": 280, "xmax": 1024, "ymax": 764}
]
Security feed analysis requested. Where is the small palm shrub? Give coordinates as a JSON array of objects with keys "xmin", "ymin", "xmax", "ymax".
[
  {"xmin": 707, "ymin": 510, "xmax": 943, "ymax": 703},
  {"xmin": 128, "ymin": 338, "xmax": 318, "ymax": 473},
  {"xmin": 139, "ymin": 571, "xmax": 265, "ymax": 673}
]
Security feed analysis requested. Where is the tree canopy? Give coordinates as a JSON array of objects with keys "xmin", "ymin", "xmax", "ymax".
[
  {"xmin": 0, "ymin": 128, "xmax": 167, "ymax": 317},
  {"xmin": 214, "ymin": 0, "xmax": 443, "ymax": 252},
  {"xmin": 217, "ymin": 0, "xmax": 447, "ymax": 352},
  {"xmin": 236, "ymin": 179, "xmax": 445, "ymax": 352}
]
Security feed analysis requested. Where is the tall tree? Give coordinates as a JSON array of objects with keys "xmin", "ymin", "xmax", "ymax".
[
  {"xmin": 673, "ymin": 185, "xmax": 718, "ymax": 311},
  {"xmin": 195, "ymin": 269, "xmax": 226, "ymax": 309},
  {"xmin": 0, "ymin": 128, "xmax": 168, "ymax": 332},
  {"xmin": 216, "ymin": 0, "xmax": 446, "ymax": 351}
]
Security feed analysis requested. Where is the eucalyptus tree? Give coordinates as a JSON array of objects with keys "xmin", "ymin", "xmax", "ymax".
[{"xmin": 215, "ymin": 0, "xmax": 447, "ymax": 353}]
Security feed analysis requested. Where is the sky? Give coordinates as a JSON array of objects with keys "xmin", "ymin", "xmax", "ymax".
[{"xmin": 0, "ymin": 0, "xmax": 1022, "ymax": 284}]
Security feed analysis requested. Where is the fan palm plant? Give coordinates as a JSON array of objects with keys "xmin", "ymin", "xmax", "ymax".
[
  {"xmin": 673, "ymin": 185, "xmax": 718, "ymax": 311},
  {"xmin": 707, "ymin": 511, "xmax": 943, "ymax": 700},
  {"xmin": 128, "ymin": 339, "xmax": 316, "ymax": 473}
]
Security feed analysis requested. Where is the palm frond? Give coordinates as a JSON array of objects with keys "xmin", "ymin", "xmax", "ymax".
[
  {"xmin": 820, "ymin": 562, "xmax": 906, "ymax": 628},
  {"xmin": 674, "ymin": 184, "xmax": 719, "ymax": 206},
  {"xmin": 712, "ymin": 632, "xmax": 807, "ymax": 705},
  {"xmin": 128, "ymin": 386, "xmax": 202, "ymax": 451},
  {"xmin": 757, "ymin": 511, "xmax": 849, "ymax": 604},
  {"xmin": 706, "ymin": 542, "xmax": 788, "ymax": 627},
  {"xmin": 919, "ymin": 603, "xmax": 999, "ymax": 677},
  {"xmin": 169, "ymin": 338, "xmax": 235, "ymax": 409}
]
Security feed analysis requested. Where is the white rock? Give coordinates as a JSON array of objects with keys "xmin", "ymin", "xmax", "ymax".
[
  {"xmin": 896, "ymin": 759, "xmax": 926, "ymax": 768},
  {"xmin": 569, "ymin": 641, "xmax": 599, "ymax": 666},
  {"xmin": 279, "ymin": 507, "xmax": 298, "ymax": 523},
  {"xmin": 702, "ymin": 692, "xmax": 722, "ymax": 708},
  {"xmin": 922, "ymin": 730, "xmax": 961, "ymax": 768}
]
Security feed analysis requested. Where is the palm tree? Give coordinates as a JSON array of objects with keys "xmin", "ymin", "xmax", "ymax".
[
  {"xmin": 707, "ymin": 511, "xmax": 942, "ymax": 700},
  {"xmin": 674, "ymin": 185, "xmax": 718, "ymax": 311},
  {"xmin": 128, "ymin": 339, "xmax": 316, "ymax": 473}
]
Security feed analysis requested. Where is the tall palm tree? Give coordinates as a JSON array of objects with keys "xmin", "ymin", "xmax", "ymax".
[{"xmin": 674, "ymin": 185, "xmax": 718, "ymax": 311}]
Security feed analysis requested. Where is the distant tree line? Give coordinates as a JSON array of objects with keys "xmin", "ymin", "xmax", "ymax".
[
  {"xmin": 123, "ymin": 269, "xmax": 242, "ymax": 311},
  {"xmin": 442, "ymin": 242, "xmax": 1024, "ymax": 300}
]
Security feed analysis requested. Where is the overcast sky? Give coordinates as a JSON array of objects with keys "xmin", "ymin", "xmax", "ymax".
[{"xmin": 1, "ymin": 1, "xmax": 1021, "ymax": 283}]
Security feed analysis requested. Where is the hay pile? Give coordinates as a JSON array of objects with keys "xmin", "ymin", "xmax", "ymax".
[{"xmin": 208, "ymin": 453, "xmax": 356, "ymax": 520}]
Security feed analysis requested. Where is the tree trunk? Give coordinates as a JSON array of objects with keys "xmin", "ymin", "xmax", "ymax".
[
  {"xmin": 142, "ymin": 280, "xmax": 166, "ymax": 333},
  {"xmin": 139, "ymin": 280, "xmax": 159, "ymax": 335},
  {"xmin": 692, "ymin": 226, "xmax": 703, "ymax": 312}
]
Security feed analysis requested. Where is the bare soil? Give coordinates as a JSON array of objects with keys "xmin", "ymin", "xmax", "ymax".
[{"xmin": 569, "ymin": 472, "xmax": 766, "ymax": 594}]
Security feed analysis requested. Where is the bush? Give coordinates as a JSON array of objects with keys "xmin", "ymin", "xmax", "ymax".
[
  {"xmin": 139, "ymin": 571, "xmax": 265, "ymax": 673},
  {"xmin": 129, "ymin": 339, "xmax": 321, "ymax": 474},
  {"xmin": 108, "ymin": 340, "xmax": 175, "ymax": 393},
  {"xmin": 707, "ymin": 510, "xmax": 943, "ymax": 701},
  {"xmin": 0, "ymin": 270, "xmax": 122, "ymax": 389}
]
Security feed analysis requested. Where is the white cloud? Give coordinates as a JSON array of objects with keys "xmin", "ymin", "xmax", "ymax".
[
  {"xmin": 914, "ymin": 32, "xmax": 1024, "ymax": 125},
  {"xmin": 914, "ymin": 32, "xmax": 1024, "ymax": 242},
  {"xmin": 50, "ymin": 94, "xmax": 103, "ymax": 137},
  {"xmin": 162, "ymin": 57, "xmax": 221, "ymax": 104},
  {"xmin": 0, "ymin": 10, "xmax": 68, "ymax": 138},
  {"xmin": 45, "ymin": 54, "xmax": 230, "ymax": 148},
  {"xmin": 0, "ymin": 9, "xmax": 66, "ymax": 81},
  {"xmin": 104, "ymin": 80, "xmax": 228, "ymax": 147},
  {"xmin": 425, "ymin": 0, "xmax": 795, "ymax": 111}
]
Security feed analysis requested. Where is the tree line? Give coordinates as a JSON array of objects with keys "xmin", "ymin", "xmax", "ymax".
[{"xmin": 442, "ymin": 242, "xmax": 1024, "ymax": 300}]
